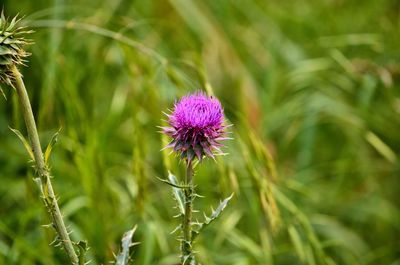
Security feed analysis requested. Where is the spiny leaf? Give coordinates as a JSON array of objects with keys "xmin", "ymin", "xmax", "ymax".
[
  {"xmin": 116, "ymin": 225, "xmax": 139, "ymax": 265},
  {"xmin": 75, "ymin": 241, "xmax": 89, "ymax": 265},
  {"xmin": 42, "ymin": 176, "xmax": 53, "ymax": 207},
  {"xmin": 192, "ymin": 193, "xmax": 234, "ymax": 240},
  {"xmin": 156, "ymin": 175, "xmax": 189, "ymax": 189},
  {"xmin": 44, "ymin": 128, "xmax": 62, "ymax": 165},
  {"xmin": 168, "ymin": 172, "xmax": 185, "ymax": 215},
  {"xmin": 9, "ymin": 126, "xmax": 34, "ymax": 160}
]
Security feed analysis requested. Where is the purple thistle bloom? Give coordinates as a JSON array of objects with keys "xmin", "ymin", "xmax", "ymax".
[{"xmin": 162, "ymin": 92, "xmax": 228, "ymax": 163}]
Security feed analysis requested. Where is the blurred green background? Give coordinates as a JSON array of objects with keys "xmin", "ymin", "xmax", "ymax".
[{"xmin": 1, "ymin": 0, "xmax": 399, "ymax": 264}]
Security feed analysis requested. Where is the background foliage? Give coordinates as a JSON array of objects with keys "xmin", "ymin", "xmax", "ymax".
[{"xmin": 1, "ymin": 0, "xmax": 399, "ymax": 264}]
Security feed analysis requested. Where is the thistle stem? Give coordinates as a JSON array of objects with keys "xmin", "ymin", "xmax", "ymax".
[
  {"xmin": 11, "ymin": 65, "xmax": 79, "ymax": 265},
  {"xmin": 181, "ymin": 161, "xmax": 194, "ymax": 264}
]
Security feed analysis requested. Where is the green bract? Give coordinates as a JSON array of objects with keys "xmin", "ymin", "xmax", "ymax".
[{"xmin": 0, "ymin": 11, "xmax": 31, "ymax": 95}]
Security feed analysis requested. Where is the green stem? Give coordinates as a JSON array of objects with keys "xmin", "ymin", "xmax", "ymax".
[
  {"xmin": 12, "ymin": 65, "xmax": 79, "ymax": 265},
  {"xmin": 181, "ymin": 161, "xmax": 195, "ymax": 265}
]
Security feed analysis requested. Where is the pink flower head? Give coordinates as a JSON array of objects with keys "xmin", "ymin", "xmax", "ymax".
[{"xmin": 162, "ymin": 92, "xmax": 228, "ymax": 163}]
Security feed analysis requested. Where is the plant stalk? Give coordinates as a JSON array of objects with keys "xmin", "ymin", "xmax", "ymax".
[
  {"xmin": 12, "ymin": 65, "xmax": 79, "ymax": 265},
  {"xmin": 181, "ymin": 161, "xmax": 194, "ymax": 264}
]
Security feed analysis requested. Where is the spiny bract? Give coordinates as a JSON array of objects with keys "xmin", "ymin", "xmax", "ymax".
[
  {"xmin": 162, "ymin": 91, "xmax": 229, "ymax": 163},
  {"xmin": 0, "ymin": 11, "xmax": 32, "ymax": 96}
]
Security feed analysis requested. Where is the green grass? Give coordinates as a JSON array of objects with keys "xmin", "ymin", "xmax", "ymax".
[{"xmin": 1, "ymin": 0, "xmax": 400, "ymax": 264}]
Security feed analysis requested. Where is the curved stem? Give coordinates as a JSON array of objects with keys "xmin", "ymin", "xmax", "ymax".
[
  {"xmin": 181, "ymin": 161, "xmax": 195, "ymax": 264},
  {"xmin": 12, "ymin": 65, "xmax": 79, "ymax": 265}
]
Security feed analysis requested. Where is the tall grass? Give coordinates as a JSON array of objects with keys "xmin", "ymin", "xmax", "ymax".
[{"xmin": 1, "ymin": 0, "xmax": 399, "ymax": 264}]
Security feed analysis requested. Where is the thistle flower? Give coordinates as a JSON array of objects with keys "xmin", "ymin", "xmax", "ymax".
[
  {"xmin": 0, "ymin": 11, "xmax": 32, "ymax": 96},
  {"xmin": 162, "ymin": 91, "xmax": 228, "ymax": 163}
]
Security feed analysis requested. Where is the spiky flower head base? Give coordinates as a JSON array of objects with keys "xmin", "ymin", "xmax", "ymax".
[
  {"xmin": 0, "ymin": 11, "xmax": 32, "ymax": 96},
  {"xmin": 162, "ymin": 91, "xmax": 228, "ymax": 163}
]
